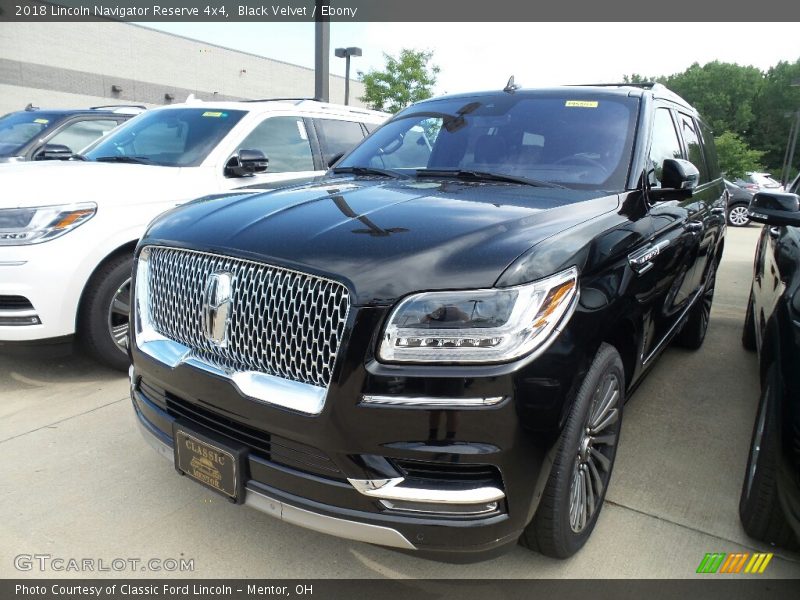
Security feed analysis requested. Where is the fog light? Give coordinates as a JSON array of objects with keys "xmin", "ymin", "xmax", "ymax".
[{"xmin": 0, "ymin": 315, "xmax": 41, "ymax": 326}]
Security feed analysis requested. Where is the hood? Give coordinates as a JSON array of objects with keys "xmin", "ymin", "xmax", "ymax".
[
  {"xmin": 0, "ymin": 161, "xmax": 194, "ymax": 208},
  {"xmin": 144, "ymin": 177, "xmax": 620, "ymax": 305}
]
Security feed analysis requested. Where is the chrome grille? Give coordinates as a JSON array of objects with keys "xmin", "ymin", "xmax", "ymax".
[{"xmin": 146, "ymin": 246, "xmax": 350, "ymax": 388}]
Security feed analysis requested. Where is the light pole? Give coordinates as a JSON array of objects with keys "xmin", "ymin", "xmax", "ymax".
[{"xmin": 335, "ymin": 47, "xmax": 362, "ymax": 105}]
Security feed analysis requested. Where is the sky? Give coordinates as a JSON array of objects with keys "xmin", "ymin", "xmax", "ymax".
[{"xmin": 140, "ymin": 22, "xmax": 800, "ymax": 95}]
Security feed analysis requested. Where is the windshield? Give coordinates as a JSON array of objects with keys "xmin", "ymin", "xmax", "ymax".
[
  {"xmin": 83, "ymin": 108, "xmax": 247, "ymax": 167},
  {"xmin": 0, "ymin": 112, "xmax": 62, "ymax": 156},
  {"xmin": 337, "ymin": 94, "xmax": 639, "ymax": 190}
]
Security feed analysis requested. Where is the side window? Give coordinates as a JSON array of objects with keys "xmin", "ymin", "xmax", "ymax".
[
  {"xmin": 697, "ymin": 119, "xmax": 720, "ymax": 181},
  {"xmin": 47, "ymin": 119, "xmax": 118, "ymax": 153},
  {"xmin": 679, "ymin": 113, "xmax": 709, "ymax": 184},
  {"xmin": 239, "ymin": 116, "xmax": 314, "ymax": 173},
  {"xmin": 648, "ymin": 109, "xmax": 683, "ymax": 188},
  {"xmin": 315, "ymin": 118, "xmax": 366, "ymax": 165}
]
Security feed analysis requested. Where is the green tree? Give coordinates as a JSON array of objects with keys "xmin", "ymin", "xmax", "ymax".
[
  {"xmin": 714, "ymin": 132, "xmax": 765, "ymax": 179},
  {"xmin": 358, "ymin": 49, "xmax": 440, "ymax": 114},
  {"xmin": 748, "ymin": 59, "xmax": 800, "ymax": 175},
  {"xmin": 661, "ymin": 61, "xmax": 764, "ymax": 138}
]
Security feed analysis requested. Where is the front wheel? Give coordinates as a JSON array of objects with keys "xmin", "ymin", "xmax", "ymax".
[
  {"xmin": 520, "ymin": 343, "xmax": 625, "ymax": 558},
  {"xmin": 739, "ymin": 365, "xmax": 798, "ymax": 549},
  {"xmin": 727, "ymin": 203, "xmax": 751, "ymax": 227},
  {"xmin": 78, "ymin": 254, "xmax": 133, "ymax": 371}
]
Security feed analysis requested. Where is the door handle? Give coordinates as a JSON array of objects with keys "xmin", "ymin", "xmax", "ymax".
[
  {"xmin": 685, "ymin": 221, "xmax": 704, "ymax": 232},
  {"xmin": 710, "ymin": 207, "xmax": 726, "ymax": 215}
]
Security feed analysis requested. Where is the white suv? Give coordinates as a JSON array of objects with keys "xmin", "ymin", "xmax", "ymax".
[{"xmin": 0, "ymin": 98, "xmax": 387, "ymax": 369}]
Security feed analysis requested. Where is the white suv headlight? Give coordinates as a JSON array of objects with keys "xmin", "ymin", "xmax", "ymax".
[
  {"xmin": 378, "ymin": 267, "xmax": 579, "ymax": 364},
  {"xmin": 0, "ymin": 203, "xmax": 97, "ymax": 245}
]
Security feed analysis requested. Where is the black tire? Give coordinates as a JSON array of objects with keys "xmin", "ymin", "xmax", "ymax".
[
  {"xmin": 739, "ymin": 365, "xmax": 798, "ymax": 550},
  {"xmin": 520, "ymin": 343, "xmax": 625, "ymax": 558},
  {"xmin": 742, "ymin": 290, "xmax": 757, "ymax": 351},
  {"xmin": 78, "ymin": 253, "xmax": 133, "ymax": 371},
  {"xmin": 727, "ymin": 203, "xmax": 751, "ymax": 227},
  {"xmin": 675, "ymin": 259, "xmax": 717, "ymax": 350}
]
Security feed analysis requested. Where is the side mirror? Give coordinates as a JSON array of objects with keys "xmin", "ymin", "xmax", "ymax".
[
  {"xmin": 327, "ymin": 152, "xmax": 345, "ymax": 168},
  {"xmin": 225, "ymin": 149, "xmax": 268, "ymax": 177},
  {"xmin": 34, "ymin": 143, "xmax": 73, "ymax": 161},
  {"xmin": 748, "ymin": 191, "xmax": 800, "ymax": 227},
  {"xmin": 649, "ymin": 159, "xmax": 699, "ymax": 201}
]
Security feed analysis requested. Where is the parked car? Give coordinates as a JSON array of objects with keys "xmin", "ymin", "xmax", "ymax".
[
  {"xmin": 735, "ymin": 172, "xmax": 784, "ymax": 193},
  {"xmin": 0, "ymin": 99, "xmax": 388, "ymax": 370},
  {"xmin": 740, "ymin": 190, "xmax": 800, "ymax": 550},
  {"xmin": 130, "ymin": 83, "xmax": 726, "ymax": 560},
  {"xmin": 0, "ymin": 104, "xmax": 143, "ymax": 162},
  {"xmin": 725, "ymin": 179, "xmax": 754, "ymax": 227}
]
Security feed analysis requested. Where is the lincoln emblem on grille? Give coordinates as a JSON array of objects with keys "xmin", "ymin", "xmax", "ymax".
[{"xmin": 201, "ymin": 271, "xmax": 233, "ymax": 347}]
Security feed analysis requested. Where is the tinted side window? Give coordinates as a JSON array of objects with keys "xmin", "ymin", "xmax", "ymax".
[
  {"xmin": 679, "ymin": 113, "xmax": 709, "ymax": 184},
  {"xmin": 239, "ymin": 116, "xmax": 314, "ymax": 173},
  {"xmin": 648, "ymin": 109, "xmax": 683, "ymax": 188},
  {"xmin": 48, "ymin": 119, "xmax": 119, "ymax": 153},
  {"xmin": 315, "ymin": 118, "xmax": 366, "ymax": 164},
  {"xmin": 696, "ymin": 119, "xmax": 720, "ymax": 180}
]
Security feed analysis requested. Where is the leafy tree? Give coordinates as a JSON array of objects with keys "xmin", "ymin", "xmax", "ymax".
[
  {"xmin": 660, "ymin": 61, "xmax": 764, "ymax": 138},
  {"xmin": 358, "ymin": 49, "xmax": 440, "ymax": 114},
  {"xmin": 714, "ymin": 132, "xmax": 765, "ymax": 179},
  {"xmin": 748, "ymin": 59, "xmax": 800, "ymax": 176}
]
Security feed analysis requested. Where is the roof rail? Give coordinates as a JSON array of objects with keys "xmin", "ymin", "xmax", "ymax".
[
  {"xmin": 239, "ymin": 97, "xmax": 322, "ymax": 104},
  {"xmin": 90, "ymin": 104, "xmax": 147, "ymax": 111},
  {"xmin": 569, "ymin": 82, "xmax": 660, "ymax": 89}
]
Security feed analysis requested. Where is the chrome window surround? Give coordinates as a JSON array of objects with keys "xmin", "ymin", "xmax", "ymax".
[{"xmin": 134, "ymin": 246, "xmax": 351, "ymax": 415}]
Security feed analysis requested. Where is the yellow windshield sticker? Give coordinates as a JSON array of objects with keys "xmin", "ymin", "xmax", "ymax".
[
  {"xmin": 33, "ymin": 118, "xmax": 49, "ymax": 124},
  {"xmin": 202, "ymin": 111, "xmax": 225, "ymax": 117},
  {"xmin": 565, "ymin": 100, "xmax": 599, "ymax": 108}
]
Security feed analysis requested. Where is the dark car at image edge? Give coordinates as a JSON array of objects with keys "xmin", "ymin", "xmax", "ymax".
[
  {"xmin": 129, "ymin": 83, "xmax": 727, "ymax": 561},
  {"xmin": 739, "ymin": 176, "xmax": 800, "ymax": 550}
]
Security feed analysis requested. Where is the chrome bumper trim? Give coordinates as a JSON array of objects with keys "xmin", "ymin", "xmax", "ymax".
[
  {"xmin": 135, "ymin": 413, "xmax": 416, "ymax": 551},
  {"xmin": 0, "ymin": 309, "xmax": 37, "ymax": 318},
  {"xmin": 348, "ymin": 477, "xmax": 505, "ymax": 504},
  {"xmin": 361, "ymin": 394, "xmax": 506, "ymax": 408}
]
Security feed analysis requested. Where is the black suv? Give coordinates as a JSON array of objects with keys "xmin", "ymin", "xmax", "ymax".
[
  {"xmin": 130, "ymin": 84, "xmax": 726, "ymax": 560},
  {"xmin": 0, "ymin": 104, "xmax": 142, "ymax": 162},
  {"xmin": 739, "ymin": 178, "xmax": 800, "ymax": 549}
]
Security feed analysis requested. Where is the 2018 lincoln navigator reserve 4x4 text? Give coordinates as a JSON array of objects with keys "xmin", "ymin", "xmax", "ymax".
[{"xmin": 129, "ymin": 83, "xmax": 726, "ymax": 561}]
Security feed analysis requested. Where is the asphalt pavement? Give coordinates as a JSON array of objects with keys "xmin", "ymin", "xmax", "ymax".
[{"xmin": 1, "ymin": 225, "xmax": 799, "ymax": 578}]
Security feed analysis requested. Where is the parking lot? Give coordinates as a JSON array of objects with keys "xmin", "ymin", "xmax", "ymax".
[{"xmin": 1, "ymin": 225, "xmax": 799, "ymax": 579}]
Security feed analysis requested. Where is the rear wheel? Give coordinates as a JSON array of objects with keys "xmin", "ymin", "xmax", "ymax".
[
  {"xmin": 727, "ymin": 203, "xmax": 751, "ymax": 227},
  {"xmin": 742, "ymin": 291, "xmax": 757, "ymax": 351},
  {"xmin": 675, "ymin": 259, "xmax": 717, "ymax": 350},
  {"xmin": 520, "ymin": 343, "xmax": 624, "ymax": 558},
  {"xmin": 739, "ymin": 365, "xmax": 798, "ymax": 549},
  {"xmin": 78, "ymin": 253, "xmax": 133, "ymax": 371}
]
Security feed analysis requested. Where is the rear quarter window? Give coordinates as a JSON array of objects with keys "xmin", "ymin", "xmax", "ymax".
[{"xmin": 696, "ymin": 119, "xmax": 721, "ymax": 181}]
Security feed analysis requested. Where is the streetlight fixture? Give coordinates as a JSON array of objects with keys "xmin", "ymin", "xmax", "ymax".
[{"xmin": 335, "ymin": 46, "xmax": 362, "ymax": 105}]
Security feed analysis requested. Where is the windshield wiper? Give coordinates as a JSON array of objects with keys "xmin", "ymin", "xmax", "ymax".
[
  {"xmin": 330, "ymin": 165, "xmax": 405, "ymax": 178},
  {"xmin": 93, "ymin": 155, "xmax": 153, "ymax": 165},
  {"xmin": 416, "ymin": 169, "xmax": 565, "ymax": 189},
  {"xmin": 70, "ymin": 153, "xmax": 88, "ymax": 161}
]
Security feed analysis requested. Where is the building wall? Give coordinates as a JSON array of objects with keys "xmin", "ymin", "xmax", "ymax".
[{"xmin": 0, "ymin": 22, "xmax": 366, "ymax": 114}]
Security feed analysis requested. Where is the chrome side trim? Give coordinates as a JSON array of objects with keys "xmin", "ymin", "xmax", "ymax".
[
  {"xmin": 0, "ymin": 261, "xmax": 27, "ymax": 266},
  {"xmin": 135, "ymin": 414, "xmax": 416, "ymax": 550},
  {"xmin": 361, "ymin": 395, "xmax": 506, "ymax": 408},
  {"xmin": 348, "ymin": 477, "xmax": 505, "ymax": 504}
]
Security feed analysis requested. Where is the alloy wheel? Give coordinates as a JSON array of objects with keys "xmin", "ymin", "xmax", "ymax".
[
  {"xmin": 728, "ymin": 206, "xmax": 750, "ymax": 227},
  {"xmin": 107, "ymin": 277, "xmax": 131, "ymax": 354},
  {"xmin": 569, "ymin": 372, "xmax": 620, "ymax": 533}
]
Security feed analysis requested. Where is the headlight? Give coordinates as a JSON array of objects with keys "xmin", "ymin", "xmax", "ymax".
[
  {"xmin": 0, "ymin": 203, "xmax": 96, "ymax": 245},
  {"xmin": 379, "ymin": 267, "xmax": 579, "ymax": 364}
]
